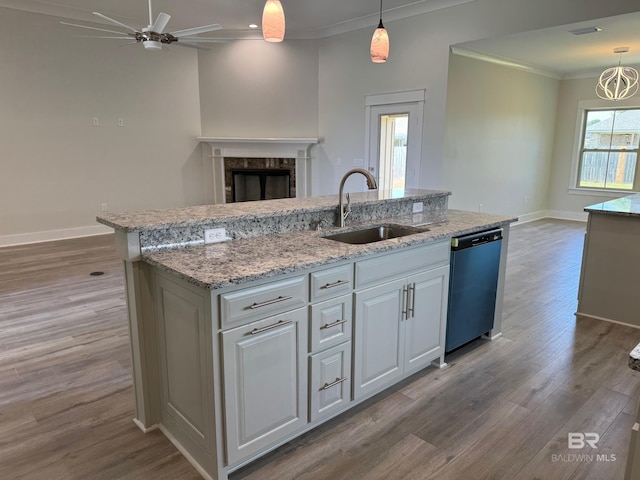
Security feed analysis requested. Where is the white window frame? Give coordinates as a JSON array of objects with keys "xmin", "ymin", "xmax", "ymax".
[{"xmin": 569, "ymin": 98, "xmax": 640, "ymax": 196}]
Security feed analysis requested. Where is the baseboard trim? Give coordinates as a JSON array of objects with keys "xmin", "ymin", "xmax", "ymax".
[
  {"xmin": 575, "ymin": 312, "xmax": 640, "ymax": 330},
  {"xmin": 0, "ymin": 224, "xmax": 113, "ymax": 247},
  {"xmin": 513, "ymin": 210, "xmax": 588, "ymax": 227}
]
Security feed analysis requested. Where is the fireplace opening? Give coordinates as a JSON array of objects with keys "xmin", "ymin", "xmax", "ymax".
[{"xmin": 232, "ymin": 169, "xmax": 291, "ymax": 202}]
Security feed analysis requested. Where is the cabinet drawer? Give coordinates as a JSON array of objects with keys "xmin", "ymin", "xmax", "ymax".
[
  {"xmin": 220, "ymin": 275, "xmax": 307, "ymax": 329},
  {"xmin": 355, "ymin": 240, "xmax": 449, "ymax": 289},
  {"xmin": 309, "ymin": 342, "xmax": 352, "ymax": 422},
  {"xmin": 309, "ymin": 294, "xmax": 352, "ymax": 353},
  {"xmin": 310, "ymin": 264, "xmax": 353, "ymax": 302}
]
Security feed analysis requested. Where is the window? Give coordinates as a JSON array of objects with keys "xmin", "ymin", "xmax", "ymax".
[{"xmin": 577, "ymin": 108, "xmax": 640, "ymax": 191}]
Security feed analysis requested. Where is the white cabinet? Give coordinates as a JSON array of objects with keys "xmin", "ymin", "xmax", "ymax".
[
  {"xmin": 353, "ymin": 242, "xmax": 449, "ymax": 399},
  {"xmin": 309, "ymin": 341, "xmax": 352, "ymax": 422},
  {"xmin": 404, "ymin": 267, "xmax": 449, "ymax": 375},
  {"xmin": 222, "ymin": 307, "xmax": 308, "ymax": 466}
]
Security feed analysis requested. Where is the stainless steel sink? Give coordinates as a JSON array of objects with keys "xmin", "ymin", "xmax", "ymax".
[{"xmin": 323, "ymin": 224, "xmax": 427, "ymax": 244}]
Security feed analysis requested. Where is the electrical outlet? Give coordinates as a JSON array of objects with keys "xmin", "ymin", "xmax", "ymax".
[
  {"xmin": 412, "ymin": 202, "xmax": 424, "ymax": 213},
  {"xmin": 204, "ymin": 228, "xmax": 227, "ymax": 244},
  {"xmin": 92, "ymin": 117, "xmax": 99, "ymax": 127},
  {"xmin": 101, "ymin": 203, "xmax": 107, "ymax": 212},
  {"xmin": 479, "ymin": 203, "xmax": 484, "ymax": 213}
]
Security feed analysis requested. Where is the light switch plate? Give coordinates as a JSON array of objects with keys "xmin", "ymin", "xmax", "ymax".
[{"xmin": 412, "ymin": 202, "xmax": 424, "ymax": 213}]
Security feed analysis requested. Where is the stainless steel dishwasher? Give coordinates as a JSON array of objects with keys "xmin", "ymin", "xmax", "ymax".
[{"xmin": 445, "ymin": 228, "xmax": 502, "ymax": 353}]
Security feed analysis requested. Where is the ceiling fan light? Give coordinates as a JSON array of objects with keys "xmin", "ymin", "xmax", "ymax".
[
  {"xmin": 262, "ymin": 0, "xmax": 285, "ymax": 43},
  {"xmin": 143, "ymin": 40, "xmax": 162, "ymax": 50},
  {"xmin": 370, "ymin": 21, "xmax": 389, "ymax": 63}
]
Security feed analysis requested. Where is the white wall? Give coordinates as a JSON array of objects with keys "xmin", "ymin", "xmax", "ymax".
[
  {"xmin": 3, "ymin": 0, "xmax": 640, "ymax": 244},
  {"xmin": 313, "ymin": 0, "xmax": 639, "ymax": 197},
  {"xmin": 0, "ymin": 8, "xmax": 203, "ymax": 245},
  {"xmin": 547, "ymin": 75, "xmax": 640, "ymax": 217},
  {"xmin": 442, "ymin": 54, "xmax": 559, "ymax": 218},
  {"xmin": 198, "ymin": 40, "xmax": 318, "ymax": 137}
]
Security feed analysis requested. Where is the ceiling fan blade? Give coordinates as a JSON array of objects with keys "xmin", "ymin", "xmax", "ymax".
[
  {"xmin": 178, "ymin": 37, "xmax": 231, "ymax": 43},
  {"xmin": 60, "ymin": 21, "xmax": 131, "ymax": 36},
  {"xmin": 93, "ymin": 12, "xmax": 139, "ymax": 33},
  {"xmin": 172, "ymin": 41, "xmax": 210, "ymax": 51},
  {"xmin": 152, "ymin": 12, "xmax": 171, "ymax": 33},
  {"xmin": 72, "ymin": 36, "xmax": 134, "ymax": 39},
  {"xmin": 170, "ymin": 24, "xmax": 222, "ymax": 38}
]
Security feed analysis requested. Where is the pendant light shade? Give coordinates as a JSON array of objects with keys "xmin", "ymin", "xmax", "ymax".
[
  {"xmin": 596, "ymin": 48, "xmax": 639, "ymax": 101},
  {"xmin": 370, "ymin": 20, "xmax": 389, "ymax": 63},
  {"xmin": 262, "ymin": 0, "xmax": 285, "ymax": 43},
  {"xmin": 370, "ymin": 0, "xmax": 389, "ymax": 63}
]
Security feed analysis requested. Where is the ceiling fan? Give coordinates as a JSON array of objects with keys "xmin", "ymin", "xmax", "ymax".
[{"xmin": 61, "ymin": 0, "xmax": 227, "ymax": 51}]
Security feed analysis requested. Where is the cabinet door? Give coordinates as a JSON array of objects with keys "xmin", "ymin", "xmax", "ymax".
[
  {"xmin": 404, "ymin": 266, "xmax": 449, "ymax": 374},
  {"xmin": 222, "ymin": 308, "xmax": 308, "ymax": 466},
  {"xmin": 353, "ymin": 278, "xmax": 406, "ymax": 399},
  {"xmin": 309, "ymin": 342, "xmax": 352, "ymax": 422}
]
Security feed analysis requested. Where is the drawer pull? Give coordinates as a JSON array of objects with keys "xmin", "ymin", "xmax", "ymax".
[
  {"xmin": 248, "ymin": 295, "xmax": 293, "ymax": 310},
  {"xmin": 320, "ymin": 377, "xmax": 347, "ymax": 391},
  {"xmin": 320, "ymin": 319, "xmax": 347, "ymax": 330},
  {"xmin": 320, "ymin": 279, "xmax": 350, "ymax": 290},
  {"xmin": 248, "ymin": 319, "xmax": 294, "ymax": 335}
]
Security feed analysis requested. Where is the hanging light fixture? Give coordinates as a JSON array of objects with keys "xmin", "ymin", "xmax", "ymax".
[
  {"xmin": 262, "ymin": 0, "xmax": 285, "ymax": 43},
  {"xmin": 370, "ymin": 0, "xmax": 389, "ymax": 63},
  {"xmin": 596, "ymin": 47, "xmax": 639, "ymax": 101}
]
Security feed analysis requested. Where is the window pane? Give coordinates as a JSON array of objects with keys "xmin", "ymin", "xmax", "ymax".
[
  {"xmin": 585, "ymin": 110, "xmax": 640, "ymax": 150},
  {"xmin": 579, "ymin": 152, "xmax": 636, "ymax": 190}
]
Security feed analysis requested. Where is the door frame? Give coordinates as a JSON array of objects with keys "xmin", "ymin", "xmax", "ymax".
[{"xmin": 365, "ymin": 89, "xmax": 425, "ymax": 190}]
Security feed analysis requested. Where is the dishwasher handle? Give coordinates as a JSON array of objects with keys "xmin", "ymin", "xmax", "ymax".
[{"xmin": 451, "ymin": 228, "xmax": 502, "ymax": 250}]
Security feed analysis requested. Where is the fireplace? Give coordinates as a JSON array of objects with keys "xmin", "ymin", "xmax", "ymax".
[
  {"xmin": 197, "ymin": 137, "xmax": 318, "ymax": 204},
  {"xmin": 225, "ymin": 158, "xmax": 295, "ymax": 203}
]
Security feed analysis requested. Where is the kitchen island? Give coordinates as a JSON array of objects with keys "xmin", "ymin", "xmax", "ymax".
[
  {"xmin": 97, "ymin": 190, "xmax": 516, "ymax": 480},
  {"xmin": 577, "ymin": 193, "xmax": 640, "ymax": 328}
]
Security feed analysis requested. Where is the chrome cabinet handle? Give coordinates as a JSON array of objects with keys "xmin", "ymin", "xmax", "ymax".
[
  {"xmin": 408, "ymin": 283, "xmax": 416, "ymax": 318},
  {"xmin": 320, "ymin": 319, "xmax": 347, "ymax": 330},
  {"xmin": 402, "ymin": 285, "xmax": 408, "ymax": 320},
  {"xmin": 248, "ymin": 295, "xmax": 293, "ymax": 310},
  {"xmin": 320, "ymin": 376, "xmax": 347, "ymax": 391},
  {"xmin": 320, "ymin": 279, "xmax": 350, "ymax": 290},
  {"xmin": 248, "ymin": 319, "xmax": 293, "ymax": 335}
]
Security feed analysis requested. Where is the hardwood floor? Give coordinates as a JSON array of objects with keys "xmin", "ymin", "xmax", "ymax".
[{"xmin": 1, "ymin": 220, "xmax": 639, "ymax": 479}]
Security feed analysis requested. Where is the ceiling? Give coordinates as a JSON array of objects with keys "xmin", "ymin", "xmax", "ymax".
[
  {"xmin": 0, "ymin": 0, "xmax": 475, "ymax": 39},
  {"xmin": 453, "ymin": 11, "xmax": 640, "ymax": 79},
  {"xmin": 0, "ymin": 0, "xmax": 638, "ymax": 77}
]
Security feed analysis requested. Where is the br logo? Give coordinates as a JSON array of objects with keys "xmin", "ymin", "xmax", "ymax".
[{"xmin": 568, "ymin": 432, "xmax": 600, "ymax": 449}]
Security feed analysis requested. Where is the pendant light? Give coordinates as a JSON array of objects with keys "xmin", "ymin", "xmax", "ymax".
[
  {"xmin": 596, "ymin": 47, "xmax": 639, "ymax": 101},
  {"xmin": 262, "ymin": 0, "xmax": 285, "ymax": 43},
  {"xmin": 370, "ymin": 0, "xmax": 389, "ymax": 63}
]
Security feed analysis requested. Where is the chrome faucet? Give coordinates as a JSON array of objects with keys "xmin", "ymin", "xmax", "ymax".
[{"xmin": 337, "ymin": 168, "xmax": 378, "ymax": 227}]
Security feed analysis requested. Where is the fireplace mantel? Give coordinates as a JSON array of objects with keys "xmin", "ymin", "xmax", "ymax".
[{"xmin": 198, "ymin": 137, "xmax": 319, "ymax": 203}]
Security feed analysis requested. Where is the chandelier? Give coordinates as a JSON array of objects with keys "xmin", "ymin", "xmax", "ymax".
[{"xmin": 596, "ymin": 47, "xmax": 639, "ymax": 101}]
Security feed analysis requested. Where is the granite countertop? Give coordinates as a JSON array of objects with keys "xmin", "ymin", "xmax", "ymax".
[
  {"xmin": 98, "ymin": 189, "xmax": 449, "ymax": 233},
  {"xmin": 630, "ymin": 343, "xmax": 640, "ymax": 372},
  {"xmin": 143, "ymin": 209, "xmax": 516, "ymax": 290},
  {"xmin": 584, "ymin": 193, "xmax": 640, "ymax": 217}
]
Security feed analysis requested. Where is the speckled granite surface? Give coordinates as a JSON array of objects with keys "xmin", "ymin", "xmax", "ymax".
[
  {"xmin": 98, "ymin": 189, "xmax": 450, "ymax": 250},
  {"xmin": 585, "ymin": 193, "xmax": 640, "ymax": 217},
  {"xmin": 630, "ymin": 343, "xmax": 640, "ymax": 371},
  {"xmin": 143, "ymin": 209, "xmax": 516, "ymax": 290}
]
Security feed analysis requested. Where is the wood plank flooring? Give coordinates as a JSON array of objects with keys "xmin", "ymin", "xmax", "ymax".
[{"xmin": 1, "ymin": 220, "xmax": 639, "ymax": 479}]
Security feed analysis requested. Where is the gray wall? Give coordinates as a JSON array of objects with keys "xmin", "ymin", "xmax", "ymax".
[{"xmin": 442, "ymin": 54, "xmax": 559, "ymax": 218}]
